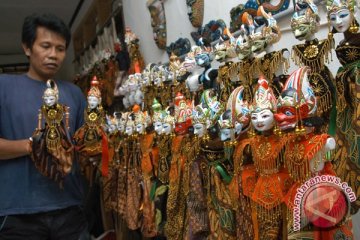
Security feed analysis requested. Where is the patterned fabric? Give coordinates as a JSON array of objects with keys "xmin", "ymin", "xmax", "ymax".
[
  {"xmin": 31, "ymin": 105, "xmax": 74, "ymax": 187},
  {"xmin": 164, "ymin": 135, "xmax": 188, "ymax": 240},
  {"xmin": 333, "ymin": 32, "xmax": 360, "ymax": 213},
  {"xmin": 292, "ymin": 38, "xmax": 336, "ymax": 130},
  {"xmin": 187, "ymin": 159, "xmax": 210, "ymax": 239},
  {"xmin": 125, "ymin": 139, "xmax": 143, "ymax": 230}
]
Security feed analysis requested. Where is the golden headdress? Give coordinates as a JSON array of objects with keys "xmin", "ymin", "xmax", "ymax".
[
  {"xmin": 152, "ymin": 98, "xmax": 163, "ymax": 123},
  {"xmin": 192, "ymin": 104, "xmax": 211, "ymax": 126},
  {"xmin": 251, "ymin": 77, "xmax": 277, "ymax": 113},
  {"xmin": 162, "ymin": 107, "xmax": 175, "ymax": 126},
  {"xmin": 218, "ymin": 109, "xmax": 234, "ymax": 129},
  {"xmin": 88, "ymin": 76, "xmax": 102, "ymax": 101},
  {"xmin": 326, "ymin": 0, "xmax": 356, "ymax": 14},
  {"xmin": 250, "ymin": 6, "xmax": 281, "ymax": 45},
  {"xmin": 226, "ymin": 86, "xmax": 250, "ymax": 126},
  {"xmin": 133, "ymin": 104, "xmax": 151, "ymax": 127},
  {"xmin": 291, "ymin": 0, "xmax": 320, "ymax": 33}
]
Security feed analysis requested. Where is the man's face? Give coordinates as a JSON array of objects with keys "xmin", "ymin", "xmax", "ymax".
[{"xmin": 23, "ymin": 26, "xmax": 66, "ymax": 81}]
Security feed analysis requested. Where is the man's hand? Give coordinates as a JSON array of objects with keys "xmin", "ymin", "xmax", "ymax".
[{"xmin": 0, "ymin": 138, "xmax": 33, "ymax": 160}]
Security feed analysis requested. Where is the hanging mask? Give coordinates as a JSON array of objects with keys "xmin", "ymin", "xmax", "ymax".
[
  {"xmin": 291, "ymin": 0, "xmax": 320, "ymax": 40},
  {"xmin": 147, "ymin": 0, "xmax": 167, "ymax": 49},
  {"xmin": 186, "ymin": 0, "xmax": 204, "ymax": 27}
]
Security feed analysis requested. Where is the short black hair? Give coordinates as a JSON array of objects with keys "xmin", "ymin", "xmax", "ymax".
[{"xmin": 22, "ymin": 13, "xmax": 71, "ymax": 49}]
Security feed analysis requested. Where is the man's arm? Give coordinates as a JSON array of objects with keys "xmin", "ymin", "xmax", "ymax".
[{"xmin": 0, "ymin": 138, "xmax": 32, "ymax": 160}]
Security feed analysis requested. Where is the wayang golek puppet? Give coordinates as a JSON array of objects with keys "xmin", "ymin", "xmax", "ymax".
[
  {"xmin": 291, "ymin": 0, "xmax": 336, "ymax": 132},
  {"xmin": 275, "ymin": 66, "xmax": 352, "ymax": 239},
  {"xmin": 241, "ymin": 78, "xmax": 292, "ymax": 240},
  {"xmin": 73, "ymin": 77, "xmax": 110, "ymax": 184},
  {"xmin": 327, "ymin": 0, "xmax": 360, "ymax": 213},
  {"xmin": 30, "ymin": 79, "xmax": 73, "ymax": 187}
]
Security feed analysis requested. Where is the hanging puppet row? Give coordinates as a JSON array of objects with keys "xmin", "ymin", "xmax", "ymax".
[{"xmin": 31, "ymin": 0, "xmax": 359, "ymax": 239}]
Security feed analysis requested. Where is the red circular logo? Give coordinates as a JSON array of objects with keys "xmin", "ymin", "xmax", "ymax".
[{"xmin": 303, "ymin": 184, "xmax": 348, "ymax": 228}]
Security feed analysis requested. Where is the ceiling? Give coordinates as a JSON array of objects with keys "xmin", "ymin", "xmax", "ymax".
[{"xmin": 0, "ymin": 0, "xmax": 84, "ymax": 67}]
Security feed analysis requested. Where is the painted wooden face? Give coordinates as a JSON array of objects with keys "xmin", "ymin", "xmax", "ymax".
[
  {"xmin": 329, "ymin": 9, "xmax": 352, "ymax": 33},
  {"xmin": 154, "ymin": 121, "xmax": 163, "ymax": 135},
  {"xmin": 220, "ymin": 128, "xmax": 232, "ymax": 141},
  {"xmin": 136, "ymin": 123, "xmax": 145, "ymax": 134},
  {"xmin": 186, "ymin": 0, "xmax": 204, "ymax": 27},
  {"xmin": 147, "ymin": 0, "xmax": 167, "ymax": 49},
  {"xmin": 251, "ymin": 109, "xmax": 275, "ymax": 132},
  {"xmin": 193, "ymin": 123, "xmax": 205, "ymax": 137},
  {"xmin": 87, "ymin": 96, "xmax": 100, "ymax": 110},
  {"xmin": 43, "ymin": 93, "xmax": 57, "ymax": 107},
  {"xmin": 162, "ymin": 122, "xmax": 173, "ymax": 135},
  {"xmin": 125, "ymin": 125, "xmax": 134, "ymax": 136}
]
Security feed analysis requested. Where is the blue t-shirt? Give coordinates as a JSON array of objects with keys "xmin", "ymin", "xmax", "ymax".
[{"xmin": 0, "ymin": 74, "xmax": 87, "ymax": 216}]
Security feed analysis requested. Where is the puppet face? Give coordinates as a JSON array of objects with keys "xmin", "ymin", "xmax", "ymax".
[
  {"xmin": 220, "ymin": 128, "xmax": 232, "ymax": 141},
  {"xmin": 162, "ymin": 122, "xmax": 173, "ymax": 135},
  {"xmin": 292, "ymin": 23, "xmax": 314, "ymax": 40},
  {"xmin": 118, "ymin": 123, "xmax": 125, "ymax": 133},
  {"xmin": 274, "ymin": 88, "xmax": 313, "ymax": 130},
  {"xmin": 125, "ymin": 126, "xmax": 133, "ymax": 136},
  {"xmin": 43, "ymin": 94, "xmax": 57, "ymax": 107},
  {"xmin": 87, "ymin": 96, "xmax": 100, "ymax": 109},
  {"xmin": 154, "ymin": 121, "xmax": 163, "ymax": 135},
  {"xmin": 193, "ymin": 123, "xmax": 205, "ymax": 137},
  {"xmin": 136, "ymin": 123, "xmax": 145, "ymax": 134},
  {"xmin": 251, "ymin": 109, "xmax": 274, "ymax": 132},
  {"xmin": 329, "ymin": 9, "xmax": 352, "ymax": 33},
  {"xmin": 237, "ymin": 43, "xmax": 251, "ymax": 60},
  {"xmin": 175, "ymin": 122, "xmax": 189, "ymax": 135},
  {"xmin": 251, "ymin": 39, "xmax": 267, "ymax": 53},
  {"xmin": 234, "ymin": 121, "xmax": 244, "ymax": 135}
]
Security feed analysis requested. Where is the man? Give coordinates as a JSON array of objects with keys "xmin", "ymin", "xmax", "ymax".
[{"xmin": 0, "ymin": 13, "xmax": 88, "ymax": 239}]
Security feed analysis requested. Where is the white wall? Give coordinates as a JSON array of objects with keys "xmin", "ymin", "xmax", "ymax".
[
  {"xmin": 122, "ymin": 0, "xmax": 240, "ymax": 64},
  {"xmin": 121, "ymin": 0, "xmax": 347, "ymax": 74}
]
